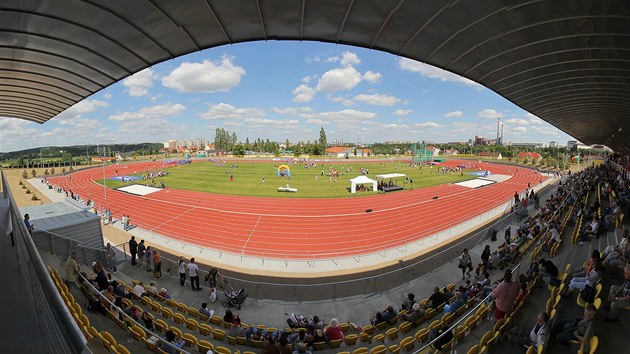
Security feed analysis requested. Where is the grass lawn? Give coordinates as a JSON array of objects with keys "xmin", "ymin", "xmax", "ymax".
[{"xmin": 97, "ymin": 160, "xmax": 477, "ymax": 198}]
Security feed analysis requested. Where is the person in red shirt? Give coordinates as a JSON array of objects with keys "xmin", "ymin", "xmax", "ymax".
[
  {"xmin": 492, "ymin": 269, "xmax": 521, "ymax": 319},
  {"xmin": 325, "ymin": 318, "xmax": 344, "ymax": 341}
]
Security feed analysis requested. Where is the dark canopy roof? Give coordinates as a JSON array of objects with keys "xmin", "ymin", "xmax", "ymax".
[{"xmin": 1, "ymin": 1, "xmax": 629, "ymax": 150}]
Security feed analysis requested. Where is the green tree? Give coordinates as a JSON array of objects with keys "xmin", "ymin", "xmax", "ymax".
[
  {"xmin": 244, "ymin": 138, "xmax": 251, "ymax": 151},
  {"xmin": 285, "ymin": 139, "xmax": 290, "ymax": 150},
  {"xmin": 62, "ymin": 167, "xmax": 66, "ymax": 174},
  {"xmin": 31, "ymin": 169, "xmax": 37, "ymax": 177},
  {"xmin": 51, "ymin": 167, "xmax": 55, "ymax": 174},
  {"xmin": 232, "ymin": 143, "xmax": 246, "ymax": 157},
  {"xmin": 61, "ymin": 152, "xmax": 73, "ymax": 162},
  {"xmin": 69, "ymin": 166, "xmax": 74, "ymax": 172},
  {"xmin": 22, "ymin": 170, "xmax": 27, "ymax": 179},
  {"xmin": 44, "ymin": 169, "xmax": 49, "ymax": 175},
  {"xmin": 318, "ymin": 127, "xmax": 327, "ymax": 155}
]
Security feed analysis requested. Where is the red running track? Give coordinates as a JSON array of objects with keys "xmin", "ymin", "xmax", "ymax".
[{"xmin": 49, "ymin": 161, "xmax": 545, "ymax": 260}]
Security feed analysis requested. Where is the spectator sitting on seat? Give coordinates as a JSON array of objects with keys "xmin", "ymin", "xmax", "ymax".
[
  {"xmin": 141, "ymin": 311, "xmax": 154, "ymax": 331},
  {"xmin": 525, "ymin": 262, "xmax": 540, "ymax": 283},
  {"xmin": 538, "ymin": 259, "xmax": 560, "ymax": 286},
  {"xmin": 506, "ymin": 311, "xmax": 549, "ymax": 348},
  {"xmin": 607, "ymin": 240, "xmax": 630, "ymax": 272},
  {"xmin": 603, "ymin": 229, "xmax": 628, "ymax": 267},
  {"xmin": 101, "ymin": 285, "xmax": 116, "ymax": 310},
  {"xmin": 288, "ymin": 328, "xmax": 310, "ymax": 346},
  {"xmin": 371, "ymin": 305, "xmax": 397, "ymax": 325},
  {"xmin": 158, "ymin": 287, "xmax": 171, "ymax": 299},
  {"xmin": 311, "ymin": 328, "xmax": 326, "ymax": 345},
  {"xmin": 445, "ymin": 290, "xmax": 465, "ymax": 314},
  {"xmin": 546, "ymin": 225, "xmax": 561, "ymax": 250},
  {"xmin": 93, "ymin": 262, "xmax": 109, "ymax": 291},
  {"xmin": 292, "ymin": 341, "xmax": 312, "ymax": 354},
  {"xmin": 162, "ymin": 329, "xmax": 185, "ymax": 354},
  {"xmin": 133, "ymin": 282, "xmax": 147, "ymax": 297},
  {"xmin": 401, "ymin": 292, "xmax": 416, "ymax": 311},
  {"xmin": 551, "ymin": 303, "xmax": 597, "ymax": 346},
  {"xmin": 277, "ymin": 334, "xmax": 292, "ymax": 354},
  {"xmin": 308, "ymin": 315, "xmax": 325, "ymax": 333},
  {"xmin": 324, "ymin": 318, "xmax": 344, "ymax": 341},
  {"xmin": 199, "ymin": 302, "xmax": 214, "ymax": 318},
  {"xmin": 111, "ymin": 280, "xmax": 130, "ymax": 299},
  {"xmin": 604, "ymin": 264, "xmax": 630, "ymax": 322},
  {"xmin": 402, "ymin": 303, "xmax": 425, "ymax": 323},
  {"xmin": 426, "ymin": 287, "xmax": 449, "ymax": 310},
  {"xmin": 579, "ymin": 216, "xmax": 600, "ymax": 242},
  {"xmin": 147, "ymin": 280, "xmax": 158, "ymax": 295},
  {"xmin": 514, "ymin": 274, "xmax": 529, "ymax": 305},
  {"xmin": 572, "ymin": 250, "xmax": 601, "ymax": 278},
  {"xmin": 564, "ymin": 261, "xmax": 603, "ymax": 297},
  {"xmin": 224, "ymin": 309, "xmax": 234, "ymax": 324}
]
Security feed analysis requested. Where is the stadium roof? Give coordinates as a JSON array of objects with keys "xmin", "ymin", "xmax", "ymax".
[{"xmin": 1, "ymin": 1, "xmax": 629, "ymax": 151}]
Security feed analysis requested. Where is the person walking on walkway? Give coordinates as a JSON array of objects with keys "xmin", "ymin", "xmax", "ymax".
[
  {"xmin": 178, "ymin": 257, "xmax": 187, "ymax": 286},
  {"xmin": 129, "ymin": 236, "xmax": 138, "ymax": 265},
  {"xmin": 106, "ymin": 243, "xmax": 117, "ymax": 273},
  {"xmin": 458, "ymin": 248, "xmax": 473, "ymax": 279},
  {"xmin": 188, "ymin": 258, "xmax": 201, "ymax": 291}
]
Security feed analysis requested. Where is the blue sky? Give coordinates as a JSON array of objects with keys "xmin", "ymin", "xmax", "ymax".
[{"xmin": 0, "ymin": 41, "xmax": 576, "ymax": 152}]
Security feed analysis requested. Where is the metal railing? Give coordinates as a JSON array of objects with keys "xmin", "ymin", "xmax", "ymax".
[
  {"xmin": 414, "ymin": 263, "xmax": 521, "ymax": 354},
  {"xmin": 76, "ymin": 271, "xmax": 192, "ymax": 354},
  {"xmin": 112, "ymin": 209, "xmax": 518, "ymax": 302}
]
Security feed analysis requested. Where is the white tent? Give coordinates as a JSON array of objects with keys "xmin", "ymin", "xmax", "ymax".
[
  {"xmin": 349, "ymin": 175, "xmax": 377, "ymax": 193},
  {"xmin": 374, "ymin": 173, "xmax": 406, "ymax": 179}
]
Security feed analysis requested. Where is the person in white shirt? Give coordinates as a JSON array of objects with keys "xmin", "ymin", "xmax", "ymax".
[
  {"xmin": 188, "ymin": 258, "xmax": 201, "ymax": 291},
  {"xmin": 178, "ymin": 257, "xmax": 187, "ymax": 286},
  {"xmin": 133, "ymin": 282, "xmax": 146, "ymax": 297},
  {"xmin": 506, "ymin": 311, "xmax": 548, "ymax": 347}
]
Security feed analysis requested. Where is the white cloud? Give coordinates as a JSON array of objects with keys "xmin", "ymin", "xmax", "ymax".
[
  {"xmin": 292, "ymin": 84, "xmax": 316, "ymax": 103},
  {"xmin": 123, "ymin": 68, "xmax": 157, "ymax": 96},
  {"xmin": 511, "ymin": 126, "xmax": 528, "ymax": 134},
  {"xmin": 477, "ymin": 109, "xmax": 503, "ymax": 119},
  {"xmin": 327, "ymin": 94, "xmax": 354, "ymax": 106},
  {"xmin": 56, "ymin": 99, "xmax": 109, "ymax": 119},
  {"xmin": 340, "ymin": 51, "xmax": 360, "ymax": 67},
  {"xmin": 245, "ymin": 117, "xmax": 299, "ymax": 128},
  {"xmin": 413, "ymin": 122, "xmax": 440, "ymax": 128},
  {"xmin": 200, "ymin": 103, "xmax": 265, "ymax": 121},
  {"xmin": 530, "ymin": 126, "xmax": 559, "ymax": 135},
  {"xmin": 394, "ymin": 109, "xmax": 412, "ymax": 116},
  {"xmin": 102, "ymin": 93, "xmax": 112, "ymax": 99},
  {"xmin": 353, "ymin": 93, "xmax": 401, "ymax": 106},
  {"xmin": 444, "ymin": 111, "xmax": 463, "ymax": 118},
  {"xmin": 363, "ymin": 71, "xmax": 382, "ymax": 83},
  {"xmin": 109, "ymin": 103, "xmax": 185, "ymax": 121},
  {"xmin": 399, "ymin": 58, "xmax": 480, "ymax": 87},
  {"xmin": 162, "ymin": 56, "xmax": 245, "ymax": 93},
  {"xmin": 273, "ymin": 107, "xmax": 313, "ymax": 116},
  {"xmin": 527, "ymin": 113, "xmax": 545, "ymax": 125},
  {"xmin": 301, "ymin": 75, "xmax": 317, "ymax": 84},
  {"xmin": 306, "ymin": 118, "xmax": 328, "ymax": 125},
  {"xmin": 505, "ymin": 118, "xmax": 529, "ymax": 125},
  {"xmin": 316, "ymin": 67, "xmax": 362, "ymax": 92},
  {"xmin": 302, "ymin": 109, "xmax": 377, "ymax": 125}
]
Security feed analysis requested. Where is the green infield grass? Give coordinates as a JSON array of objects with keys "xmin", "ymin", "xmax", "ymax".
[{"xmin": 97, "ymin": 160, "xmax": 477, "ymax": 198}]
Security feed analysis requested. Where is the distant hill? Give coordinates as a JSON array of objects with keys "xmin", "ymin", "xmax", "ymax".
[{"xmin": 0, "ymin": 143, "xmax": 164, "ymax": 162}]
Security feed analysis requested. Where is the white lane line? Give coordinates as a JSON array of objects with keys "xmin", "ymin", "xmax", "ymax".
[{"xmin": 241, "ymin": 215, "xmax": 262, "ymax": 254}]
